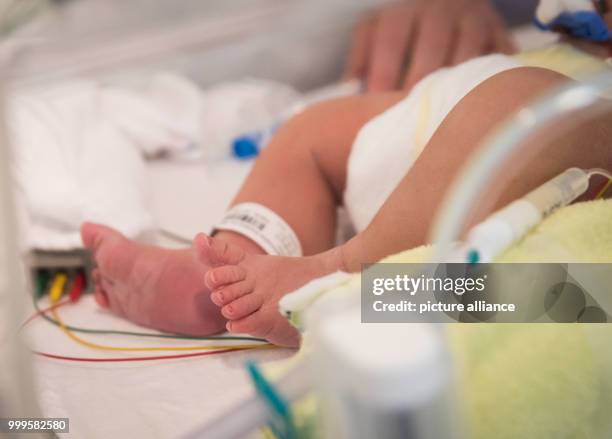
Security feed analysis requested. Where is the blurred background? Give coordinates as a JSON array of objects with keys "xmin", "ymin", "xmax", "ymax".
[{"xmin": 2, "ymin": 0, "xmax": 536, "ymax": 89}]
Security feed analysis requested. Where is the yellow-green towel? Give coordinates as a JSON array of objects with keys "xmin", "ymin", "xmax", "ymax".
[{"xmin": 271, "ymin": 199, "xmax": 612, "ymax": 438}]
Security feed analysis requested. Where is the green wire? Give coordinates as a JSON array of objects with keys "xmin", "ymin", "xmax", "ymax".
[
  {"xmin": 32, "ymin": 276, "xmax": 266, "ymax": 343},
  {"xmin": 34, "ymin": 269, "xmax": 49, "ymax": 299}
]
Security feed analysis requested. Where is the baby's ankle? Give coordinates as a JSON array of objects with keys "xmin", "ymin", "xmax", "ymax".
[
  {"xmin": 212, "ymin": 231, "xmax": 267, "ymax": 255},
  {"xmin": 319, "ymin": 245, "xmax": 355, "ymax": 274},
  {"xmin": 333, "ymin": 238, "xmax": 368, "ymax": 273}
]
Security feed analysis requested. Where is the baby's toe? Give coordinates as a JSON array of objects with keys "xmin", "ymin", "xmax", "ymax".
[
  {"xmin": 229, "ymin": 310, "xmax": 301, "ymax": 347},
  {"xmin": 221, "ymin": 293, "xmax": 263, "ymax": 320},
  {"xmin": 194, "ymin": 233, "xmax": 245, "ymax": 267},
  {"xmin": 100, "ymin": 274, "xmax": 115, "ymax": 291},
  {"xmin": 81, "ymin": 222, "xmax": 119, "ymax": 251},
  {"xmin": 210, "ymin": 279, "xmax": 254, "ymax": 306},
  {"xmin": 94, "ymin": 285, "xmax": 109, "ymax": 308},
  {"xmin": 91, "ymin": 268, "xmax": 101, "ymax": 285},
  {"xmin": 81, "ymin": 223, "xmax": 130, "ymax": 275},
  {"xmin": 226, "ymin": 311, "xmax": 274, "ymax": 338},
  {"xmin": 95, "ymin": 284, "xmax": 126, "ymax": 317},
  {"xmin": 205, "ymin": 265, "xmax": 247, "ymax": 290}
]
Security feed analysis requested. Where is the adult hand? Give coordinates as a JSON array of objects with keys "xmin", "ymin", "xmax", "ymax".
[{"xmin": 344, "ymin": 0, "xmax": 516, "ymax": 92}]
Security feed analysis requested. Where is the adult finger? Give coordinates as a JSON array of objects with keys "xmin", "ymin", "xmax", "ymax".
[
  {"xmin": 402, "ymin": 5, "xmax": 455, "ymax": 90},
  {"xmin": 492, "ymin": 25, "xmax": 517, "ymax": 54},
  {"xmin": 367, "ymin": 4, "xmax": 416, "ymax": 91},
  {"xmin": 343, "ymin": 14, "xmax": 376, "ymax": 80},
  {"xmin": 451, "ymin": 15, "xmax": 489, "ymax": 65}
]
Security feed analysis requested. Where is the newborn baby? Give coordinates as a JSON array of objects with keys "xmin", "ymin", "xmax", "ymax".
[{"xmin": 83, "ymin": 0, "xmax": 612, "ymax": 347}]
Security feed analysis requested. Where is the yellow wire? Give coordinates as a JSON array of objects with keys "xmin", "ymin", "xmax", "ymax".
[
  {"xmin": 49, "ymin": 275, "xmax": 272, "ymax": 353},
  {"xmin": 595, "ymin": 178, "xmax": 612, "ymax": 200},
  {"xmin": 49, "ymin": 273, "xmax": 68, "ymax": 303},
  {"xmin": 51, "ymin": 308, "xmax": 272, "ymax": 352}
]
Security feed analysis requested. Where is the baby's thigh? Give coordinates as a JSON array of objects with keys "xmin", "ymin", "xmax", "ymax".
[
  {"xmin": 422, "ymin": 66, "xmax": 612, "ymax": 224},
  {"xmin": 393, "ymin": 68, "xmax": 577, "ymax": 225},
  {"xmin": 307, "ymin": 92, "xmax": 404, "ymax": 195}
]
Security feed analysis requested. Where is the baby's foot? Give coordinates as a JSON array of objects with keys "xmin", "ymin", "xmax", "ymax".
[
  {"xmin": 81, "ymin": 222, "xmax": 233, "ymax": 335},
  {"xmin": 196, "ymin": 235, "xmax": 342, "ymax": 347}
]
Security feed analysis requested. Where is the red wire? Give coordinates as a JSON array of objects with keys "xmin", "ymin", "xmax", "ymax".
[
  {"xmin": 68, "ymin": 272, "xmax": 85, "ymax": 302},
  {"xmin": 20, "ymin": 298, "xmax": 71, "ymax": 329},
  {"xmin": 23, "ymin": 299, "xmax": 256, "ymax": 362},
  {"xmin": 31, "ymin": 347, "xmax": 250, "ymax": 363}
]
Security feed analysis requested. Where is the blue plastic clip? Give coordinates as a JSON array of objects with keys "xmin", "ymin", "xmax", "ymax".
[
  {"xmin": 233, "ymin": 135, "xmax": 261, "ymax": 159},
  {"xmin": 534, "ymin": 10, "xmax": 611, "ymax": 42}
]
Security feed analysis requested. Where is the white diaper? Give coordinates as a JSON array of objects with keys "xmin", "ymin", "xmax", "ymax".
[{"xmin": 343, "ymin": 54, "xmax": 523, "ymax": 232}]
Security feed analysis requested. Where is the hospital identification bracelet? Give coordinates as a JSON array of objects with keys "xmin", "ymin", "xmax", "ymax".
[{"xmin": 213, "ymin": 203, "xmax": 303, "ymax": 257}]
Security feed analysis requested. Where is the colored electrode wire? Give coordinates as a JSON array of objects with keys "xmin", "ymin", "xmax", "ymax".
[
  {"xmin": 32, "ymin": 273, "xmax": 266, "ymax": 343},
  {"xmin": 24, "ymin": 272, "xmax": 274, "ymax": 363},
  {"xmin": 31, "ymin": 348, "xmax": 252, "ymax": 363},
  {"xmin": 21, "ymin": 298, "xmax": 71, "ymax": 329},
  {"xmin": 32, "ymin": 298, "xmax": 265, "ymax": 342},
  {"xmin": 45, "ymin": 273, "xmax": 272, "ymax": 353},
  {"xmin": 49, "ymin": 272, "xmax": 68, "ymax": 302},
  {"xmin": 595, "ymin": 178, "xmax": 612, "ymax": 199},
  {"xmin": 35, "ymin": 270, "xmax": 50, "ymax": 298},
  {"xmin": 50, "ymin": 305, "xmax": 271, "ymax": 352},
  {"xmin": 588, "ymin": 168, "xmax": 612, "ymax": 199},
  {"xmin": 68, "ymin": 272, "xmax": 85, "ymax": 302},
  {"xmin": 23, "ymin": 300, "xmax": 258, "ymax": 363}
]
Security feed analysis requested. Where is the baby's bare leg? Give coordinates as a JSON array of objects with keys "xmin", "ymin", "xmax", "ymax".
[
  {"xmin": 82, "ymin": 93, "xmax": 401, "ymax": 335},
  {"xmin": 210, "ymin": 67, "xmax": 612, "ymax": 346},
  {"xmin": 215, "ymin": 93, "xmax": 403, "ymax": 256},
  {"xmin": 341, "ymin": 67, "xmax": 612, "ymax": 269}
]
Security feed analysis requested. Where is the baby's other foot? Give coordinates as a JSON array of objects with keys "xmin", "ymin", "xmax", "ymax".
[
  {"xmin": 81, "ymin": 222, "xmax": 231, "ymax": 335},
  {"xmin": 197, "ymin": 236, "xmax": 342, "ymax": 347}
]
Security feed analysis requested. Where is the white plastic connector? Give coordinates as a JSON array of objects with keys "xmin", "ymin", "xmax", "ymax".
[{"xmin": 465, "ymin": 167, "xmax": 590, "ymax": 262}]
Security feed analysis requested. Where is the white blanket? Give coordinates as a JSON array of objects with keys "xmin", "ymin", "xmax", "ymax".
[{"xmin": 9, "ymin": 74, "xmax": 298, "ymax": 250}]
